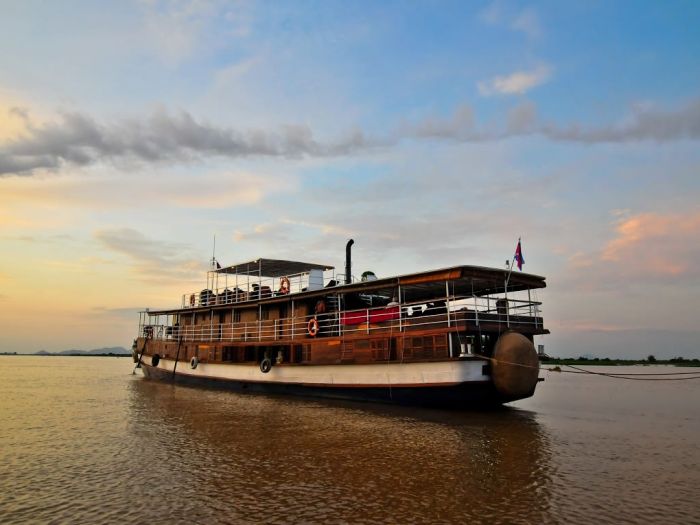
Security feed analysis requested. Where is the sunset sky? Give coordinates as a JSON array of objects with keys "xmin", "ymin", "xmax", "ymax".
[{"xmin": 1, "ymin": 1, "xmax": 699, "ymax": 357}]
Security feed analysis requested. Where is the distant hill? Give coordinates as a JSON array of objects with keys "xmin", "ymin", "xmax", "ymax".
[{"xmin": 33, "ymin": 347, "xmax": 130, "ymax": 356}]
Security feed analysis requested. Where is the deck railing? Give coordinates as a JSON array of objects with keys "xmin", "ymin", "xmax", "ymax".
[
  {"xmin": 140, "ymin": 295, "xmax": 543, "ymax": 343},
  {"xmin": 181, "ymin": 272, "xmax": 344, "ymax": 308}
]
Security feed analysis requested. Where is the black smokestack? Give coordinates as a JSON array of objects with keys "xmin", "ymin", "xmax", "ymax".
[{"xmin": 345, "ymin": 239, "xmax": 354, "ymax": 284}]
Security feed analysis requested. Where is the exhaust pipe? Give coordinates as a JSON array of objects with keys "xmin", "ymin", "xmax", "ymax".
[{"xmin": 345, "ymin": 239, "xmax": 354, "ymax": 284}]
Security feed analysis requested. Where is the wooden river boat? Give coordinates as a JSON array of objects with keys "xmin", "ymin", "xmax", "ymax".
[{"xmin": 133, "ymin": 240, "xmax": 548, "ymax": 407}]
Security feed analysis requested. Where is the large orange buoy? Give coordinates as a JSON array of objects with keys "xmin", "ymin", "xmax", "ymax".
[{"xmin": 491, "ymin": 331, "xmax": 540, "ymax": 401}]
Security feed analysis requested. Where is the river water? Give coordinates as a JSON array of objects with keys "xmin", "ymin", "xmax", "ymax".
[{"xmin": 0, "ymin": 356, "xmax": 698, "ymax": 524}]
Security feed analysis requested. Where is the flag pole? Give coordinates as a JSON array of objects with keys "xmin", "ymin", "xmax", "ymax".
[{"xmin": 505, "ymin": 236, "xmax": 520, "ymax": 289}]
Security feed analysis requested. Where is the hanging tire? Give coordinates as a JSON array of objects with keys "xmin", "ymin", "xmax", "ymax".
[
  {"xmin": 260, "ymin": 358, "xmax": 272, "ymax": 373},
  {"xmin": 151, "ymin": 354, "xmax": 160, "ymax": 367},
  {"xmin": 190, "ymin": 357, "xmax": 199, "ymax": 369}
]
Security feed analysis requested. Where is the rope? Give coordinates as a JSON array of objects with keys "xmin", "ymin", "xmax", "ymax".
[
  {"xmin": 470, "ymin": 354, "xmax": 700, "ymax": 381},
  {"xmin": 560, "ymin": 365, "xmax": 700, "ymax": 376},
  {"xmin": 559, "ymin": 364, "xmax": 700, "ymax": 381}
]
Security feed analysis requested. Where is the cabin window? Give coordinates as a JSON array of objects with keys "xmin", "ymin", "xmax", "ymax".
[
  {"xmin": 259, "ymin": 308, "xmax": 269, "ymax": 321},
  {"xmin": 404, "ymin": 335, "xmax": 448, "ymax": 359},
  {"xmin": 355, "ymin": 340, "xmax": 370, "ymax": 350},
  {"xmin": 371, "ymin": 339, "xmax": 389, "ymax": 360},
  {"xmin": 233, "ymin": 310, "xmax": 241, "ymax": 323},
  {"xmin": 293, "ymin": 344, "xmax": 303, "ymax": 363},
  {"xmin": 244, "ymin": 347, "xmax": 256, "ymax": 362}
]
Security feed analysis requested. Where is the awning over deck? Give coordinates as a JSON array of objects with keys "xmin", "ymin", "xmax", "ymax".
[
  {"xmin": 145, "ymin": 263, "xmax": 545, "ymax": 315},
  {"xmin": 396, "ymin": 265, "xmax": 546, "ymax": 299},
  {"xmin": 215, "ymin": 258, "xmax": 334, "ymax": 278}
]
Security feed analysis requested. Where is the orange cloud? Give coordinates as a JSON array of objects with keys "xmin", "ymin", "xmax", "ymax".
[{"xmin": 602, "ymin": 212, "xmax": 700, "ymax": 277}]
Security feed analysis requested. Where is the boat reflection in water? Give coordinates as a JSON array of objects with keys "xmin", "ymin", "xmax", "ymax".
[{"xmin": 126, "ymin": 378, "xmax": 553, "ymax": 523}]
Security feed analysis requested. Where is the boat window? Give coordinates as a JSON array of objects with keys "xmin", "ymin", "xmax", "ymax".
[
  {"xmin": 244, "ymin": 346, "xmax": 256, "ymax": 362},
  {"xmin": 293, "ymin": 345, "xmax": 303, "ymax": 363}
]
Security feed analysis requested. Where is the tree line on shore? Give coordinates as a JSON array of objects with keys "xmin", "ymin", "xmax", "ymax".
[{"xmin": 541, "ymin": 355, "xmax": 700, "ymax": 366}]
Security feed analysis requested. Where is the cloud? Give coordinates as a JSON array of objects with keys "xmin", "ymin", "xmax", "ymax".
[
  {"xmin": 479, "ymin": 2, "xmax": 542, "ymax": 39},
  {"xmin": 0, "ymin": 106, "xmax": 31, "ymax": 141},
  {"xmin": 478, "ymin": 65, "xmax": 552, "ymax": 96},
  {"xmin": 511, "ymin": 8, "xmax": 542, "ymax": 39},
  {"xmin": 138, "ymin": 0, "xmax": 252, "ymax": 67},
  {"xmin": 94, "ymin": 228, "xmax": 205, "ymax": 282},
  {"xmin": 542, "ymin": 99, "xmax": 700, "ymax": 143},
  {"xmin": 507, "ymin": 101, "xmax": 538, "ymax": 133},
  {"xmin": 90, "ymin": 306, "xmax": 145, "ymax": 321},
  {"xmin": 3, "ymin": 98, "xmax": 700, "ymax": 177},
  {"xmin": 0, "ymin": 108, "xmax": 379, "ymax": 176},
  {"xmin": 398, "ymin": 105, "xmax": 476, "ymax": 139},
  {"xmin": 601, "ymin": 212, "xmax": 700, "ymax": 278},
  {"xmin": 0, "ymin": 167, "xmax": 289, "ymax": 213},
  {"xmin": 562, "ymin": 210, "xmax": 700, "ymax": 291},
  {"xmin": 400, "ymin": 99, "xmax": 700, "ymax": 144}
]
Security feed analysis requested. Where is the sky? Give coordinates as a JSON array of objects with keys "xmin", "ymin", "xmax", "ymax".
[{"xmin": 1, "ymin": 0, "xmax": 699, "ymax": 358}]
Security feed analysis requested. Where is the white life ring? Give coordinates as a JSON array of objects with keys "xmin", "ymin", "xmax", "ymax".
[
  {"xmin": 190, "ymin": 356, "xmax": 199, "ymax": 369},
  {"xmin": 307, "ymin": 318, "xmax": 319, "ymax": 337}
]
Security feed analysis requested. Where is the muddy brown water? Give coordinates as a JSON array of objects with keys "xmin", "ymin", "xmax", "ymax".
[{"xmin": 1, "ymin": 356, "xmax": 698, "ymax": 524}]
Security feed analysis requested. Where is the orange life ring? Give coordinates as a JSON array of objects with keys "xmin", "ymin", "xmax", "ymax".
[
  {"xmin": 189, "ymin": 294, "xmax": 195, "ymax": 307},
  {"xmin": 279, "ymin": 276, "xmax": 290, "ymax": 295},
  {"xmin": 307, "ymin": 318, "xmax": 319, "ymax": 337}
]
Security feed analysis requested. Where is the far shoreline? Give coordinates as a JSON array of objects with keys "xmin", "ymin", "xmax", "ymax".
[
  {"xmin": 1, "ymin": 353, "xmax": 131, "ymax": 357},
  {"xmin": 2, "ymin": 352, "xmax": 698, "ymax": 365}
]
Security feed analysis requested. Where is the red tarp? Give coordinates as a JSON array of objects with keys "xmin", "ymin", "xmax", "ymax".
[{"xmin": 341, "ymin": 306, "xmax": 400, "ymax": 326}]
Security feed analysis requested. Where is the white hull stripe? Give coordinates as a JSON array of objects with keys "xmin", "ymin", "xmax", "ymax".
[{"xmin": 142, "ymin": 358, "xmax": 490, "ymax": 387}]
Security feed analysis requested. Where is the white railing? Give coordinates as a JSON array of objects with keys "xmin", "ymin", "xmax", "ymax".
[
  {"xmin": 181, "ymin": 272, "xmax": 346, "ymax": 308},
  {"xmin": 140, "ymin": 295, "xmax": 543, "ymax": 343}
]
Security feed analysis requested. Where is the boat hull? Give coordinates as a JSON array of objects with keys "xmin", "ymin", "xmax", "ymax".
[{"xmin": 138, "ymin": 358, "xmax": 528, "ymax": 407}]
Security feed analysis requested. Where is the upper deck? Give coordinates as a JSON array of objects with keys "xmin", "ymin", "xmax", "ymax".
[
  {"xmin": 145, "ymin": 259, "xmax": 546, "ymax": 316},
  {"xmin": 137, "ymin": 257, "xmax": 548, "ymax": 347}
]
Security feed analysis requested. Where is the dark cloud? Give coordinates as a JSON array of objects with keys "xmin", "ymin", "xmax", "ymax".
[
  {"xmin": 0, "ymin": 108, "xmax": 379, "ymax": 176},
  {"xmin": 2, "ymin": 99, "xmax": 700, "ymax": 177},
  {"xmin": 542, "ymin": 99, "xmax": 700, "ymax": 143},
  {"xmin": 399, "ymin": 99, "xmax": 700, "ymax": 144}
]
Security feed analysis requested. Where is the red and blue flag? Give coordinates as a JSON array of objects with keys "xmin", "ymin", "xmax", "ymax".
[{"xmin": 514, "ymin": 240, "xmax": 524, "ymax": 271}]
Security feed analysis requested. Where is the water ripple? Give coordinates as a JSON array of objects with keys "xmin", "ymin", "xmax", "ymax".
[{"xmin": 1, "ymin": 358, "xmax": 699, "ymax": 524}]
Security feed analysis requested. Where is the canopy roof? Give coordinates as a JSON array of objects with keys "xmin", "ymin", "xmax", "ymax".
[
  {"xmin": 342, "ymin": 265, "xmax": 546, "ymax": 300},
  {"xmin": 145, "ymin": 263, "xmax": 546, "ymax": 315},
  {"xmin": 216, "ymin": 258, "xmax": 334, "ymax": 278}
]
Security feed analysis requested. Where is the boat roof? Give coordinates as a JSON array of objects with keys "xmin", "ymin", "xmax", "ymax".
[
  {"xmin": 146, "ymin": 263, "xmax": 545, "ymax": 315},
  {"xmin": 215, "ymin": 258, "xmax": 334, "ymax": 277}
]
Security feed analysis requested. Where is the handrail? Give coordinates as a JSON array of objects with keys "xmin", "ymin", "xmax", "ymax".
[
  {"xmin": 180, "ymin": 271, "xmax": 344, "ymax": 308},
  {"xmin": 140, "ymin": 294, "xmax": 544, "ymax": 343}
]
